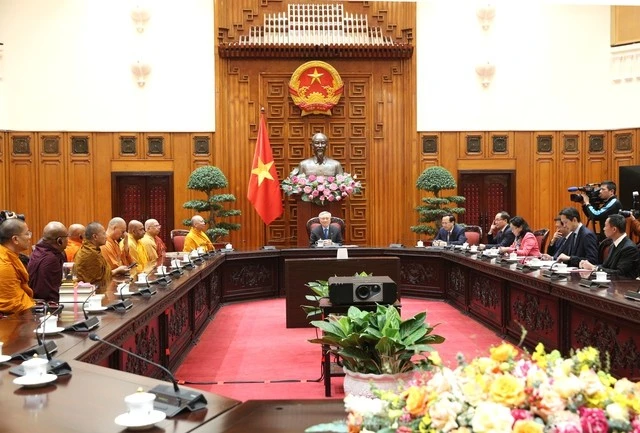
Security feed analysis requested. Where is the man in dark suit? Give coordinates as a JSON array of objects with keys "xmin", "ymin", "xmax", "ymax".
[
  {"xmin": 580, "ymin": 214, "xmax": 640, "ymax": 279},
  {"xmin": 309, "ymin": 211, "xmax": 343, "ymax": 246},
  {"xmin": 480, "ymin": 211, "xmax": 514, "ymax": 250},
  {"xmin": 432, "ymin": 214, "xmax": 467, "ymax": 246},
  {"xmin": 553, "ymin": 207, "xmax": 598, "ymax": 267},
  {"xmin": 543, "ymin": 216, "xmax": 571, "ymax": 259}
]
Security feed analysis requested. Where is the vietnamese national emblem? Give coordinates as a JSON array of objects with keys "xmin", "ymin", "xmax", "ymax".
[{"xmin": 288, "ymin": 61, "xmax": 344, "ymax": 116}]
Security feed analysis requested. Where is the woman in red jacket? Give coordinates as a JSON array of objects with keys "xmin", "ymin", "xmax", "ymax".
[{"xmin": 499, "ymin": 216, "xmax": 541, "ymax": 257}]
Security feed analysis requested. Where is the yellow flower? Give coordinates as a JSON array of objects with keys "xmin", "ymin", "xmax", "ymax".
[
  {"xmin": 428, "ymin": 351, "xmax": 442, "ymax": 367},
  {"xmin": 490, "ymin": 343, "xmax": 518, "ymax": 362},
  {"xmin": 489, "ymin": 374, "xmax": 526, "ymax": 406},
  {"xmin": 513, "ymin": 420, "xmax": 544, "ymax": 433},
  {"xmin": 403, "ymin": 386, "xmax": 429, "ymax": 416}
]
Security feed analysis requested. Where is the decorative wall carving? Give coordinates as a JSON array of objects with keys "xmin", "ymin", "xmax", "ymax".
[
  {"xmin": 120, "ymin": 136, "xmax": 137, "ymax": 154},
  {"xmin": 512, "ymin": 292, "xmax": 554, "ymax": 332},
  {"xmin": 400, "ymin": 261, "xmax": 434, "ymax": 285},
  {"xmin": 71, "ymin": 136, "xmax": 89, "ymax": 154},
  {"xmin": 167, "ymin": 295, "xmax": 190, "ymax": 343},
  {"xmin": 230, "ymin": 263, "xmax": 270, "ymax": 288},
  {"xmin": 563, "ymin": 135, "xmax": 578, "ymax": 153},
  {"xmin": 471, "ymin": 277, "xmax": 499, "ymax": 308},
  {"xmin": 148, "ymin": 136, "xmax": 164, "ymax": 155},
  {"xmin": 194, "ymin": 136, "xmax": 210, "ymax": 155},
  {"xmin": 449, "ymin": 266, "xmax": 465, "ymax": 298},
  {"xmin": 12, "ymin": 136, "xmax": 30, "ymax": 155},
  {"xmin": 536, "ymin": 135, "xmax": 552, "ymax": 153},
  {"xmin": 589, "ymin": 134, "xmax": 604, "ymax": 152},
  {"xmin": 466, "ymin": 135, "xmax": 482, "ymax": 153},
  {"xmin": 422, "ymin": 135, "xmax": 437, "ymax": 154},
  {"xmin": 125, "ymin": 326, "xmax": 159, "ymax": 375},
  {"xmin": 42, "ymin": 136, "xmax": 60, "ymax": 155},
  {"xmin": 615, "ymin": 133, "xmax": 632, "ymax": 151},
  {"xmin": 492, "ymin": 135, "xmax": 508, "ymax": 153}
]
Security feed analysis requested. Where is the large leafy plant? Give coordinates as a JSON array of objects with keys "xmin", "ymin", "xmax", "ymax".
[
  {"xmin": 411, "ymin": 166, "xmax": 466, "ymax": 237},
  {"xmin": 309, "ymin": 304, "xmax": 444, "ymax": 374},
  {"xmin": 182, "ymin": 166, "xmax": 241, "ymax": 242}
]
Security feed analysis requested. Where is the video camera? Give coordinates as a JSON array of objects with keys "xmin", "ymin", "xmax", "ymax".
[
  {"xmin": 619, "ymin": 191, "xmax": 640, "ymax": 218},
  {"xmin": 0, "ymin": 210, "xmax": 26, "ymax": 224},
  {"xmin": 568, "ymin": 184, "xmax": 603, "ymax": 207}
]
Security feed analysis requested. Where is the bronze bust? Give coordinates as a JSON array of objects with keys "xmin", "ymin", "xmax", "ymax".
[{"xmin": 292, "ymin": 133, "xmax": 344, "ymax": 177}]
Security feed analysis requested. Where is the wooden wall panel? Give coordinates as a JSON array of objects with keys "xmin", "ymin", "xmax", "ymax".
[
  {"xmin": 532, "ymin": 132, "xmax": 556, "ymax": 229},
  {"xmin": 67, "ymin": 133, "xmax": 94, "ymax": 226},
  {"xmin": 7, "ymin": 133, "xmax": 37, "ymax": 230},
  {"xmin": 37, "ymin": 133, "xmax": 66, "ymax": 228}
]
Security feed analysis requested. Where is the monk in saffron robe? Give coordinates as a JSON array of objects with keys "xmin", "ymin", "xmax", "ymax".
[
  {"xmin": 141, "ymin": 219, "xmax": 166, "ymax": 266},
  {"xmin": 64, "ymin": 223, "xmax": 85, "ymax": 261},
  {"xmin": 100, "ymin": 217, "xmax": 132, "ymax": 276},
  {"xmin": 0, "ymin": 219, "xmax": 36, "ymax": 314},
  {"xmin": 124, "ymin": 220, "xmax": 152, "ymax": 274},
  {"xmin": 183, "ymin": 215, "xmax": 214, "ymax": 252},
  {"xmin": 75, "ymin": 222, "xmax": 111, "ymax": 292}
]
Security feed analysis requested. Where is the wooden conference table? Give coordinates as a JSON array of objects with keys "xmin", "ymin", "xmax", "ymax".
[{"xmin": 1, "ymin": 245, "xmax": 640, "ymax": 431}]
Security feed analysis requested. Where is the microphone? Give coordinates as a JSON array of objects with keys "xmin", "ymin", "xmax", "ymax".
[
  {"xmin": 10, "ymin": 304, "xmax": 72, "ymax": 377},
  {"xmin": 181, "ymin": 254, "xmax": 195, "ymax": 270},
  {"xmin": 106, "ymin": 282, "xmax": 133, "ymax": 312},
  {"xmin": 66, "ymin": 285, "xmax": 100, "ymax": 332},
  {"xmin": 151, "ymin": 267, "xmax": 172, "ymax": 286},
  {"xmin": 135, "ymin": 275, "xmax": 157, "ymax": 296},
  {"xmin": 567, "ymin": 186, "xmax": 581, "ymax": 192},
  {"xmin": 89, "ymin": 333, "xmax": 207, "ymax": 417}
]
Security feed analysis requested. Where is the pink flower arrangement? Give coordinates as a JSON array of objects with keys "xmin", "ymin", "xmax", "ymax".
[{"xmin": 281, "ymin": 173, "xmax": 361, "ymax": 206}]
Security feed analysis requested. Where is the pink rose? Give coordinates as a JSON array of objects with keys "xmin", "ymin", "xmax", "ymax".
[
  {"xmin": 316, "ymin": 175, "xmax": 325, "ymax": 183},
  {"xmin": 303, "ymin": 186, "xmax": 312, "ymax": 194},
  {"xmin": 335, "ymin": 195, "xmax": 342, "ymax": 201},
  {"xmin": 342, "ymin": 192, "xmax": 348, "ymax": 197},
  {"xmin": 579, "ymin": 408, "xmax": 607, "ymax": 433},
  {"xmin": 328, "ymin": 176, "xmax": 335, "ymax": 182},
  {"xmin": 312, "ymin": 190, "xmax": 320, "ymax": 197},
  {"xmin": 323, "ymin": 189, "xmax": 331, "ymax": 196},
  {"xmin": 327, "ymin": 195, "xmax": 335, "ymax": 201},
  {"xmin": 318, "ymin": 185, "xmax": 325, "ymax": 192},
  {"xmin": 308, "ymin": 174, "xmax": 316, "ymax": 182},
  {"xmin": 297, "ymin": 178, "xmax": 307, "ymax": 185},
  {"xmin": 329, "ymin": 183, "xmax": 338, "ymax": 191},
  {"xmin": 346, "ymin": 186, "xmax": 353, "ymax": 193},
  {"xmin": 336, "ymin": 174, "xmax": 345, "ymax": 182}
]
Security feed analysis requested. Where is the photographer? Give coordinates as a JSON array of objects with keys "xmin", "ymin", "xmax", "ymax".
[{"xmin": 581, "ymin": 181, "xmax": 622, "ymax": 240}]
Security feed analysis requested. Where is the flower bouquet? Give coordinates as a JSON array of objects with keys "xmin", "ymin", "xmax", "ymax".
[
  {"xmin": 305, "ymin": 343, "xmax": 640, "ymax": 433},
  {"xmin": 281, "ymin": 173, "xmax": 362, "ymax": 206}
]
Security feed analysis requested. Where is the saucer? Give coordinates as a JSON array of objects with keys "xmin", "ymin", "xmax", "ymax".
[
  {"xmin": 84, "ymin": 306, "xmax": 108, "ymax": 312},
  {"xmin": 133, "ymin": 281, "xmax": 150, "ymax": 285},
  {"xmin": 593, "ymin": 279, "xmax": 611, "ymax": 284},
  {"xmin": 527, "ymin": 263, "xmax": 543, "ymax": 269},
  {"xmin": 114, "ymin": 410, "xmax": 166, "ymax": 430},
  {"xmin": 33, "ymin": 326, "xmax": 65, "ymax": 335},
  {"xmin": 154, "ymin": 272, "xmax": 170, "ymax": 276},
  {"xmin": 554, "ymin": 269, "xmax": 571, "ymax": 275},
  {"xmin": 0, "ymin": 354, "xmax": 12, "ymax": 363},
  {"xmin": 13, "ymin": 373, "xmax": 57, "ymax": 388},
  {"xmin": 505, "ymin": 258, "xmax": 519, "ymax": 263},
  {"xmin": 114, "ymin": 291, "xmax": 133, "ymax": 297}
]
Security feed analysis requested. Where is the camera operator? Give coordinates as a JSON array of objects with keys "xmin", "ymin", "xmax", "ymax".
[{"xmin": 581, "ymin": 180, "xmax": 622, "ymax": 241}]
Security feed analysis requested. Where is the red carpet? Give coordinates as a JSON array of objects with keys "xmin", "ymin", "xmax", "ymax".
[{"xmin": 175, "ymin": 298, "xmax": 504, "ymax": 401}]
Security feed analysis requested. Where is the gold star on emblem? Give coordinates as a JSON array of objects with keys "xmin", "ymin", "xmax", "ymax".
[
  {"xmin": 307, "ymin": 68, "xmax": 324, "ymax": 85},
  {"xmin": 251, "ymin": 158, "xmax": 275, "ymax": 186}
]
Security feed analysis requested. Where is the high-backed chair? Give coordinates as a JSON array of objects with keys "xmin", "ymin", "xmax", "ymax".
[
  {"xmin": 533, "ymin": 229, "xmax": 550, "ymax": 254},
  {"xmin": 306, "ymin": 217, "xmax": 345, "ymax": 240},
  {"xmin": 463, "ymin": 225, "xmax": 483, "ymax": 246},
  {"xmin": 598, "ymin": 237, "xmax": 613, "ymax": 263},
  {"xmin": 170, "ymin": 229, "xmax": 189, "ymax": 252}
]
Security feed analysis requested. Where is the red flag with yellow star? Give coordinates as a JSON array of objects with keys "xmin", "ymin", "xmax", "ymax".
[{"xmin": 247, "ymin": 111, "xmax": 283, "ymax": 225}]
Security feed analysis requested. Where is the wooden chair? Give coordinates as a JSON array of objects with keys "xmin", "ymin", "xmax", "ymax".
[
  {"xmin": 463, "ymin": 225, "xmax": 483, "ymax": 246},
  {"xmin": 598, "ymin": 237, "xmax": 613, "ymax": 263},
  {"xmin": 306, "ymin": 217, "xmax": 345, "ymax": 240},
  {"xmin": 170, "ymin": 229, "xmax": 189, "ymax": 252},
  {"xmin": 533, "ymin": 229, "xmax": 550, "ymax": 254}
]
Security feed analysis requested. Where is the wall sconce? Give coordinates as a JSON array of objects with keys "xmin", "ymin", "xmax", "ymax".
[
  {"xmin": 475, "ymin": 62, "xmax": 495, "ymax": 87},
  {"xmin": 131, "ymin": 61, "xmax": 151, "ymax": 87},
  {"xmin": 131, "ymin": 6, "xmax": 151, "ymax": 33},
  {"xmin": 476, "ymin": 4, "xmax": 496, "ymax": 31}
]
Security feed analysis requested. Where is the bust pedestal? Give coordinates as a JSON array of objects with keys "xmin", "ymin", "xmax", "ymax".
[{"xmin": 296, "ymin": 199, "xmax": 343, "ymax": 247}]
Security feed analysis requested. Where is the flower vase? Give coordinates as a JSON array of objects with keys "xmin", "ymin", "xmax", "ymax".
[{"xmin": 342, "ymin": 368, "xmax": 414, "ymax": 398}]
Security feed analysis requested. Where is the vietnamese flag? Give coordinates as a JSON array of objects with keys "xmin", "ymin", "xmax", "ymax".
[{"xmin": 247, "ymin": 111, "xmax": 283, "ymax": 225}]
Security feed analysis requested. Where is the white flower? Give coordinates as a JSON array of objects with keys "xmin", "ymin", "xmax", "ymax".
[
  {"xmin": 471, "ymin": 402, "xmax": 514, "ymax": 433},
  {"xmin": 579, "ymin": 370, "xmax": 605, "ymax": 396},
  {"xmin": 427, "ymin": 368, "xmax": 460, "ymax": 395},
  {"xmin": 428, "ymin": 392, "xmax": 463, "ymax": 432},
  {"xmin": 606, "ymin": 402, "xmax": 629, "ymax": 422},
  {"xmin": 551, "ymin": 374, "xmax": 583, "ymax": 400},
  {"xmin": 344, "ymin": 395, "xmax": 387, "ymax": 417}
]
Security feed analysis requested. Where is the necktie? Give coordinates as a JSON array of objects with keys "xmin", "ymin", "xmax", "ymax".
[
  {"xmin": 569, "ymin": 232, "xmax": 577, "ymax": 255},
  {"xmin": 447, "ymin": 231, "xmax": 450, "ymax": 242},
  {"xmin": 323, "ymin": 228, "xmax": 329, "ymax": 239}
]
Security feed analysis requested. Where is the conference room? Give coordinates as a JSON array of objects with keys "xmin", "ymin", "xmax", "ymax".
[{"xmin": 1, "ymin": 1, "xmax": 640, "ymax": 431}]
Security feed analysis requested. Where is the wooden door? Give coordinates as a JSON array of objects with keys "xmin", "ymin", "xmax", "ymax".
[
  {"xmin": 459, "ymin": 172, "xmax": 514, "ymax": 242},
  {"xmin": 112, "ymin": 174, "xmax": 174, "ymax": 247}
]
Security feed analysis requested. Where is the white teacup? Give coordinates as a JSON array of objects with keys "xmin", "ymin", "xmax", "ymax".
[
  {"xmin": 469, "ymin": 245, "xmax": 478, "ymax": 252},
  {"xmin": 86, "ymin": 295, "xmax": 103, "ymax": 309},
  {"xmin": 137, "ymin": 273, "xmax": 148, "ymax": 283},
  {"xmin": 416, "ymin": 240, "xmax": 424, "ymax": 248},
  {"xmin": 509, "ymin": 252, "xmax": 517, "ymax": 260},
  {"xmin": 125, "ymin": 391, "xmax": 156, "ymax": 418},
  {"xmin": 22, "ymin": 357, "xmax": 48, "ymax": 378},
  {"xmin": 171, "ymin": 259, "xmax": 182, "ymax": 269},
  {"xmin": 462, "ymin": 242, "xmax": 469, "ymax": 249},
  {"xmin": 555, "ymin": 263, "xmax": 568, "ymax": 272},
  {"xmin": 182, "ymin": 254, "xmax": 190, "ymax": 263},
  {"xmin": 197, "ymin": 246, "xmax": 206, "ymax": 254},
  {"xmin": 595, "ymin": 271, "xmax": 608, "ymax": 282},
  {"xmin": 316, "ymin": 240, "xmax": 323, "ymax": 247},
  {"xmin": 157, "ymin": 265, "xmax": 167, "ymax": 274},
  {"xmin": 39, "ymin": 314, "xmax": 58, "ymax": 332},
  {"xmin": 225, "ymin": 243, "xmax": 233, "ymax": 250},
  {"xmin": 190, "ymin": 250, "xmax": 199, "ymax": 258},
  {"xmin": 529, "ymin": 258, "xmax": 541, "ymax": 266}
]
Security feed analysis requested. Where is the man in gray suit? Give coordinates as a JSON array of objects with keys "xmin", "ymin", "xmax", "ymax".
[{"xmin": 309, "ymin": 211, "xmax": 343, "ymax": 247}]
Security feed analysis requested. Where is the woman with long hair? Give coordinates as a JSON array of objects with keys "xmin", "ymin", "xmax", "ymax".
[{"xmin": 499, "ymin": 216, "xmax": 540, "ymax": 257}]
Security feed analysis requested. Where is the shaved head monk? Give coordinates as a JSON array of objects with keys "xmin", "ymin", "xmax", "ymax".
[{"xmin": 28, "ymin": 221, "xmax": 69, "ymax": 302}]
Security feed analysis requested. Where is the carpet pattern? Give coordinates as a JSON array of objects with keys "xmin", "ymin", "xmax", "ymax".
[{"xmin": 176, "ymin": 298, "xmax": 504, "ymax": 401}]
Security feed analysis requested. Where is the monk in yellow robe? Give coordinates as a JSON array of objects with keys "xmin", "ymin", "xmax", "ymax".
[
  {"xmin": 183, "ymin": 215, "xmax": 214, "ymax": 252},
  {"xmin": 100, "ymin": 217, "xmax": 132, "ymax": 277},
  {"xmin": 141, "ymin": 219, "xmax": 166, "ymax": 266},
  {"xmin": 64, "ymin": 223, "xmax": 85, "ymax": 261},
  {"xmin": 0, "ymin": 219, "xmax": 35, "ymax": 314},
  {"xmin": 124, "ymin": 220, "xmax": 152, "ymax": 274},
  {"xmin": 74, "ymin": 222, "xmax": 111, "ymax": 292}
]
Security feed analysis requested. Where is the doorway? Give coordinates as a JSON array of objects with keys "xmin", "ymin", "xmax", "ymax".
[
  {"xmin": 459, "ymin": 172, "xmax": 515, "ymax": 242},
  {"xmin": 112, "ymin": 173, "xmax": 174, "ymax": 247}
]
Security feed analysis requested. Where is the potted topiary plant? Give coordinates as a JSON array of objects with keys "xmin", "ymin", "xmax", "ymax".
[
  {"xmin": 411, "ymin": 166, "xmax": 466, "ymax": 238},
  {"xmin": 309, "ymin": 304, "xmax": 444, "ymax": 396},
  {"xmin": 182, "ymin": 166, "xmax": 241, "ymax": 242}
]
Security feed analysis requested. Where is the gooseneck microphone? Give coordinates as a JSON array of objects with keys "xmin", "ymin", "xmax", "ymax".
[
  {"xmin": 10, "ymin": 304, "xmax": 72, "ymax": 377},
  {"xmin": 67, "ymin": 285, "xmax": 100, "ymax": 331},
  {"xmin": 135, "ymin": 275, "xmax": 157, "ymax": 296},
  {"xmin": 107, "ymin": 282, "xmax": 133, "ymax": 312},
  {"xmin": 89, "ymin": 333, "xmax": 207, "ymax": 417}
]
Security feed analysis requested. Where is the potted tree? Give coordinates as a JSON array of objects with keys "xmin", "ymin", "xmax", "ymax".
[
  {"xmin": 309, "ymin": 304, "xmax": 444, "ymax": 397},
  {"xmin": 182, "ymin": 166, "xmax": 241, "ymax": 243},
  {"xmin": 410, "ymin": 166, "xmax": 466, "ymax": 239}
]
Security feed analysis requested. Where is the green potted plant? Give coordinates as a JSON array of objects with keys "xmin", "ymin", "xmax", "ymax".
[
  {"xmin": 411, "ymin": 166, "xmax": 466, "ymax": 238},
  {"xmin": 182, "ymin": 166, "xmax": 241, "ymax": 242},
  {"xmin": 309, "ymin": 304, "xmax": 444, "ymax": 396}
]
